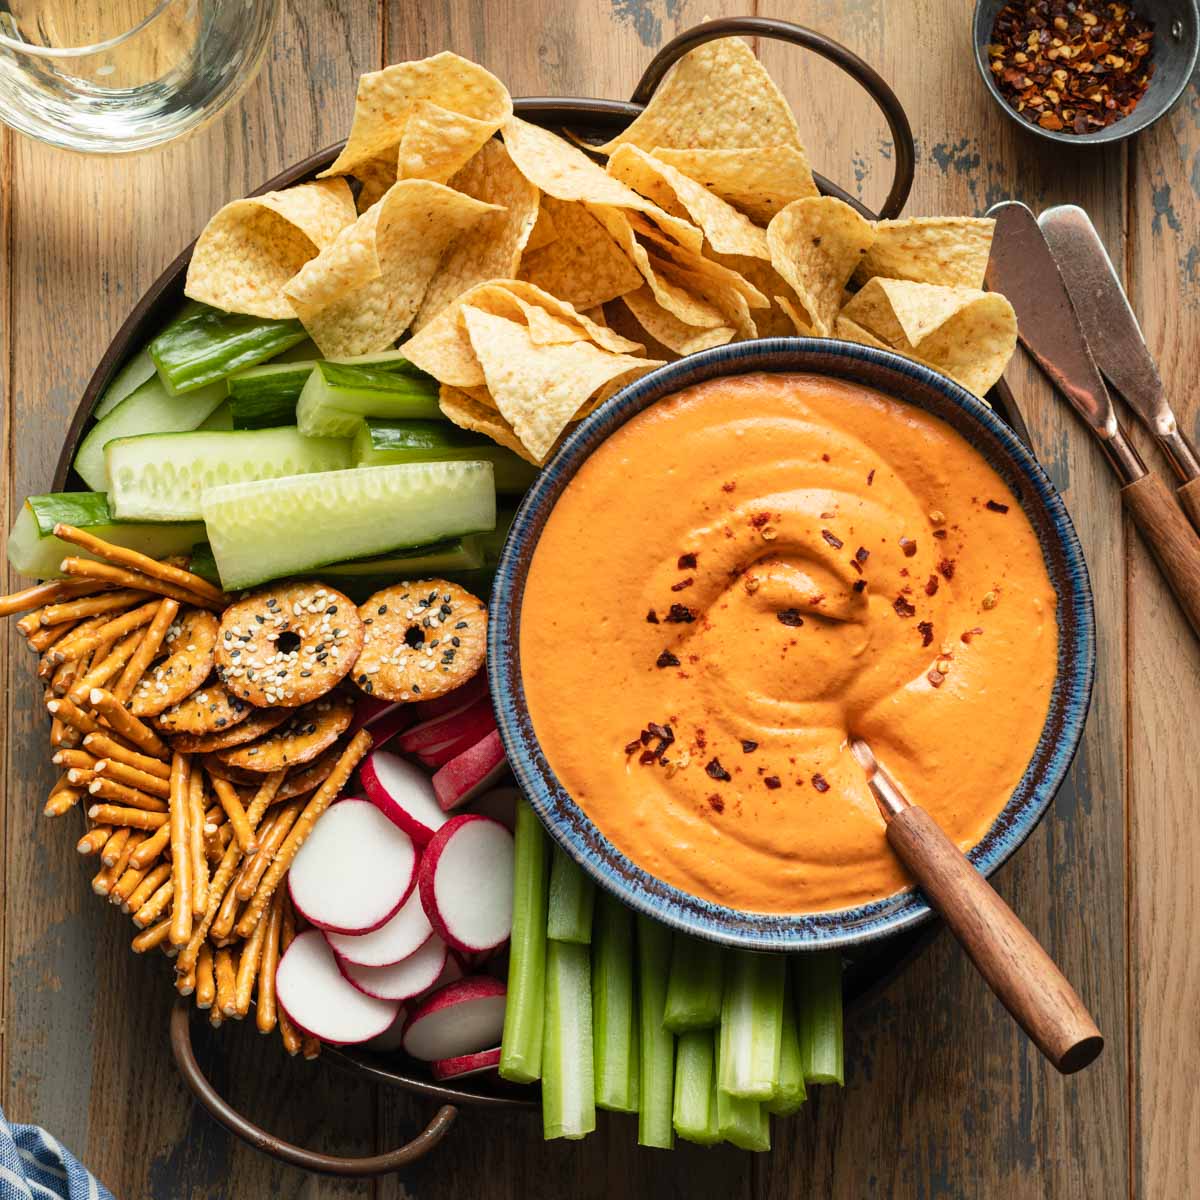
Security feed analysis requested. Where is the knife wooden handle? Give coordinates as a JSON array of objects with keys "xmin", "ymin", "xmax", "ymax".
[
  {"xmin": 885, "ymin": 806, "xmax": 1103, "ymax": 1074},
  {"xmin": 1122, "ymin": 472, "xmax": 1200, "ymax": 640},
  {"xmin": 1176, "ymin": 476, "xmax": 1200, "ymax": 536}
]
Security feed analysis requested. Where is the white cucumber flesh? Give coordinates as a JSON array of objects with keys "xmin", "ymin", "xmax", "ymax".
[{"xmin": 92, "ymin": 347, "xmax": 157, "ymax": 421}]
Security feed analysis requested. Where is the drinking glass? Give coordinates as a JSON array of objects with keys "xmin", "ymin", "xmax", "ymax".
[{"xmin": 0, "ymin": 0, "xmax": 280, "ymax": 154}]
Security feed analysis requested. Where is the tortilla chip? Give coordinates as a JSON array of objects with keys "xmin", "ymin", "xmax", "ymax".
[
  {"xmin": 282, "ymin": 180, "xmax": 499, "ymax": 357},
  {"xmin": 185, "ymin": 180, "xmax": 357, "ymax": 319},
  {"xmin": 838, "ymin": 278, "xmax": 1017, "ymax": 397},
  {"xmin": 777, "ymin": 295, "xmax": 816, "ymax": 336},
  {"xmin": 651, "ymin": 146, "xmax": 819, "ymax": 225},
  {"xmin": 355, "ymin": 152, "xmax": 398, "ymax": 212},
  {"xmin": 518, "ymin": 198, "xmax": 644, "ymax": 308},
  {"xmin": 413, "ymin": 140, "xmax": 539, "ymax": 330},
  {"xmin": 497, "ymin": 280, "xmax": 645, "ymax": 354},
  {"xmin": 709, "ymin": 253, "xmax": 807, "ymax": 338},
  {"xmin": 834, "ymin": 313, "xmax": 895, "ymax": 351},
  {"xmin": 766, "ymin": 196, "xmax": 875, "ymax": 336},
  {"xmin": 439, "ymin": 385, "xmax": 537, "ymax": 462},
  {"xmin": 460, "ymin": 306, "xmax": 663, "ymax": 461},
  {"xmin": 620, "ymin": 286, "xmax": 735, "ymax": 355},
  {"xmin": 855, "ymin": 217, "xmax": 995, "ymax": 289},
  {"xmin": 321, "ymin": 53, "xmax": 512, "ymax": 181}
]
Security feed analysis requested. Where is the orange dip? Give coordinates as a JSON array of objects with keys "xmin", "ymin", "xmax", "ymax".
[{"xmin": 519, "ymin": 374, "xmax": 1058, "ymax": 914}]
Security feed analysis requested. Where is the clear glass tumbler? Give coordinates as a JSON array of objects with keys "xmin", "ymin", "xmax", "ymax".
[{"xmin": 0, "ymin": 0, "xmax": 280, "ymax": 154}]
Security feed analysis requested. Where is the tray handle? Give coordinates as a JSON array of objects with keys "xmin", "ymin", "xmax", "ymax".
[
  {"xmin": 169, "ymin": 1002, "xmax": 457, "ymax": 1178},
  {"xmin": 630, "ymin": 16, "xmax": 915, "ymax": 220}
]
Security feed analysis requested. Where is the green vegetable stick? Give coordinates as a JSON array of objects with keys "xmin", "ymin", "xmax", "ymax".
[
  {"xmin": 718, "ymin": 950, "xmax": 785, "ymax": 1100},
  {"xmin": 592, "ymin": 890, "xmax": 638, "ymax": 1112},
  {"xmin": 716, "ymin": 1025, "xmax": 772, "ymax": 1152},
  {"xmin": 765, "ymin": 972, "xmax": 808, "ymax": 1116},
  {"xmin": 796, "ymin": 950, "xmax": 844, "ymax": 1085},
  {"xmin": 499, "ymin": 802, "xmax": 550, "ymax": 1084},
  {"xmin": 541, "ymin": 941, "xmax": 596, "ymax": 1140},
  {"xmin": 636, "ymin": 915, "xmax": 676, "ymax": 1149},
  {"xmin": 673, "ymin": 1030, "xmax": 719, "ymax": 1145},
  {"xmin": 663, "ymin": 932, "xmax": 724, "ymax": 1033},
  {"xmin": 547, "ymin": 844, "xmax": 595, "ymax": 944}
]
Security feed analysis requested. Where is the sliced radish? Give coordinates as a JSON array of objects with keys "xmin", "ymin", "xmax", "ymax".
[
  {"xmin": 361, "ymin": 750, "xmax": 449, "ymax": 845},
  {"xmin": 325, "ymin": 887, "xmax": 433, "ymax": 967},
  {"xmin": 339, "ymin": 935, "xmax": 448, "ymax": 1002},
  {"xmin": 418, "ymin": 814, "xmax": 513, "ymax": 954},
  {"xmin": 414, "ymin": 722, "xmax": 499, "ymax": 769},
  {"xmin": 412, "ymin": 672, "xmax": 487, "ymax": 721},
  {"xmin": 275, "ymin": 929, "xmax": 400, "ymax": 1045},
  {"xmin": 402, "ymin": 976, "xmax": 507, "ymax": 1061},
  {"xmin": 431, "ymin": 1047, "xmax": 502, "ymax": 1081},
  {"xmin": 432, "ymin": 729, "xmax": 507, "ymax": 812},
  {"xmin": 399, "ymin": 695, "xmax": 496, "ymax": 754},
  {"xmin": 363, "ymin": 704, "xmax": 415, "ymax": 749},
  {"xmin": 416, "ymin": 948, "xmax": 467, "ymax": 1001},
  {"xmin": 468, "ymin": 786, "xmax": 519, "ymax": 829},
  {"xmin": 362, "ymin": 1007, "xmax": 408, "ymax": 1053},
  {"xmin": 289, "ymin": 799, "xmax": 416, "ymax": 935}
]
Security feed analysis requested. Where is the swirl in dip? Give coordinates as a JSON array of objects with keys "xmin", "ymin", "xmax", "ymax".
[{"xmin": 518, "ymin": 373, "xmax": 1059, "ymax": 914}]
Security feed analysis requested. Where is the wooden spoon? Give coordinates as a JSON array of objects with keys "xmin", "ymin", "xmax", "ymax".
[{"xmin": 850, "ymin": 738, "xmax": 1103, "ymax": 1074}]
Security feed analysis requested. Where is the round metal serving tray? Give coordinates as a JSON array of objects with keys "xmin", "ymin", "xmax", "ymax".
[{"xmin": 55, "ymin": 16, "xmax": 1038, "ymax": 1176}]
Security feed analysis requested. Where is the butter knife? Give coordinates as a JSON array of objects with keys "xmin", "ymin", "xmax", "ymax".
[
  {"xmin": 1038, "ymin": 204, "xmax": 1200, "ymax": 533},
  {"xmin": 985, "ymin": 200, "xmax": 1200, "ymax": 641}
]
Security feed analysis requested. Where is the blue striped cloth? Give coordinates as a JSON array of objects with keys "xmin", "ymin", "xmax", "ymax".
[{"xmin": 0, "ymin": 1108, "xmax": 113, "ymax": 1200}]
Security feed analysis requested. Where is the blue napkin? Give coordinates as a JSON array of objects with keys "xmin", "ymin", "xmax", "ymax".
[{"xmin": 0, "ymin": 1106, "xmax": 114, "ymax": 1200}]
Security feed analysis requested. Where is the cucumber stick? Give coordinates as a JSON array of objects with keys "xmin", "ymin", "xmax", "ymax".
[
  {"xmin": 107, "ymin": 427, "xmax": 351, "ymax": 521},
  {"xmin": 93, "ymin": 347, "xmax": 156, "ymax": 421},
  {"xmin": 74, "ymin": 375, "xmax": 226, "ymax": 492},
  {"xmin": 547, "ymin": 846, "xmax": 595, "ymax": 944},
  {"xmin": 636, "ymin": 915, "xmax": 675, "ymax": 1150},
  {"xmin": 673, "ymin": 1030, "xmax": 719, "ymax": 1146},
  {"xmin": 541, "ymin": 941, "xmax": 596, "ymax": 1140},
  {"xmin": 201, "ymin": 461, "xmax": 496, "ymax": 589},
  {"xmin": 796, "ymin": 951, "xmax": 844, "ymax": 1085},
  {"xmin": 198, "ymin": 403, "xmax": 234, "ymax": 431},
  {"xmin": 7, "ymin": 493, "xmax": 203, "ymax": 579},
  {"xmin": 297, "ymin": 362, "xmax": 440, "ymax": 438},
  {"xmin": 591, "ymin": 890, "xmax": 638, "ymax": 1114},
  {"xmin": 718, "ymin": 950, "xmax": 785, "ymax": 1100},
  {"xmin": 227, "ymin": 362, "xmax": 316, "ymax": 429},
  {"xmin": 354, "ymin": 420, "xmax": 537, "ymax": 495},
  {"xmin": 664, "ymin": 933, "xmax": 724, "ymax": 1033}
]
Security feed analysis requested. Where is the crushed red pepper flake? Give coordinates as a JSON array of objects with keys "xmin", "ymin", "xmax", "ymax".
[
  {"xmin": 750, "ymin": 511, "xmax": 771, "ymax": 529},
  {"xmin": 867, "ymin": 469, "xmax": 876, "ymax": 486},
  {"xmin": 656, "ymin": 649, "xmax": 680, "ymax": 668},
  {"xmin": 821, "ymin": 529, "xmax": 844, "ymax": 549},
  {"xmin": 646, "ymin": 609, "xmax": 660, "ymax": 624},
  {"xmin": 665, "ymin": 603, "xmax": 696, "ymax": 623},
  {"xmin": 764, "ymin": 775, "xmax": 782, "ymax": 789},
  {"xmin": 925, "ymin": 574, "xmax": 940, "ymax": 597},
  {"xmin": 811, "ymin": 773, "xmax": 830, "ymax": 793},
  {"xmin": 917, "ymin": 620, "xmax": 935, "ymax": 647},
  {"xmin": 741, "ymin": 739, "xmax": 758, "ymax": 753},
  {"xmin": 705, "ymin": 757, "xmax": 731, "ymax": 782},
  {"xmin": 776, "ymin": 608, "xmax": 804, "ymax": 627},
  {"xmin": 899, "ymin": 537, "xmax": 918, "ymax": 557},
  {"xmin": 722, "ymin": 481, "xmax": 737, "ymax": 492},
  {"xmin": 932, "ymin": 529, "xmax": 948, "ymax": 539},
  {"xmin": 677, "ymin": 552, "xmax": 698, "ymax": 569},
  {"xmin": 893, "ymin": 595, "xmax": 917, "ymax": 618},
  {"xmin": 708, "ymin": 794, "xmax": 725, "ymax": 813},
  {"xmin": 986, "ymin": 499, "xmax": 1010, "ymax": 513},
  {"xmin": 852, "ymin": 579, "xmax": 867, "ymax": 593},
  {"xmin": 962, "ymin": 626, "xmax": 985, "ymax": 643},
  {"xmin": 671, "ymin": 578, "xmax": 694, "ymax": 592},
  {"xmin": 938, "ymin": 558, "xmax": 956, "ymax": 581},
  {"xmin": 928, "ymin": 668, "xmax": 946, "ymax": 689}
]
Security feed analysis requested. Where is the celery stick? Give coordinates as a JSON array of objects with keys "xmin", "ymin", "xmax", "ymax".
[
  {"xmin": 718, "ymin": 950, "xmax": 785, "ymax": 1100},
  {"xmin": 673, "ymin": 1030, "xmax": 719, "ymax": 1145},
  {"xmin": 636, "ymin": 915, "xmax": 676, "ymax": 1149},
  {"xmin": 541, "ymin": 941, "xmax": 596, "ymax": 1140},
  {"xmin": 592, "ymin": 890, "xmax": 638, "ymax": 1112},
  {"xmin": 796, "ymin": 951, "xmax": 844, "ymax": 1085},
  {"xmin": 547, "ymin": 845, "xmax": 595, "ymax": 944},
  {"xmin": 716, "ymin": 1025, "xmax": 771, "ymax": 1151},
  {"xmin": 765, "ymin": 973, "xmax": 807, "ymax": 1116},
  {"xmin": 499, "ymin": 802, "xmax": 550, "ymax": 1084},
  {"xmin": 663, "ymin": 933, "xmax": 724, "ymax": 1032}
]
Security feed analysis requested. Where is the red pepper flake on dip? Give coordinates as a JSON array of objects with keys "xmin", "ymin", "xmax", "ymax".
[{"xmin": 519, "ymin": 373, "xmax": 1059, "ymax": 914}]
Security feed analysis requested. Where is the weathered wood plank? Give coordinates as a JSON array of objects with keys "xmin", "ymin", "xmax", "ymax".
[{"xmin": 1126, "ymin": 78, "xmax": 1200, "ymax": 1199}]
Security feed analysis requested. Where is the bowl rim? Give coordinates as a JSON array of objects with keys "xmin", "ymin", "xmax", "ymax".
[
  {"xmin": 488, "ymin": 337, "xmax": 1096, "ymax": 951},
  {"xmin": 970, "ymin": 0, "xmax": 1200, "ymax": 146}
]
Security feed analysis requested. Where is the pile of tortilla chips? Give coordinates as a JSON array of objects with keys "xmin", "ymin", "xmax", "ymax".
[{"xmin": 183, "ymin": 40, "xmax": 1017, "ymax": 465}]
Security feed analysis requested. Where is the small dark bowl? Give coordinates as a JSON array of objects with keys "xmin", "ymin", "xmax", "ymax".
[
  {"xmin": 488, "ymin": 340, "xmax": 1096, "ymax": 952},
  {"xmin": 973, "ymin": 0, "xmax": 1199, "ymax": 145}
]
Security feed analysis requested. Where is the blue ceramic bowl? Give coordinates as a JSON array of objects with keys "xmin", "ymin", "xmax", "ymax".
[{"xmin": 487, "ymin": 340, "xmax": 1095, "ymax": 951}]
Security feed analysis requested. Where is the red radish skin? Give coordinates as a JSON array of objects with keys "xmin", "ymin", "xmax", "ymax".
[
  {"xmin": 288, "ymin": 799, "xmax": 416, "ymax": 935},
  {"xmin": 432, "ymin": 730, "xmax": 507, "ymax": 812},
  {"xmin": 415, "ymin": 721, "xmax": 499, "ymax": 769},
  {"xmin": 431, "ymin": 1047, "xmax": 502, "ymax": 1080},
  {"xmin": 275, "ymin": 930, "xmax": 400, "ymax": 1045},
  {"xmin": 411, "ymin": 672, "xmax": 487, "ymax": 721},
  {"xmin": 325, "ymin": 887, "xmax": 434, "ymax": 968},
  {"xmin": 399, "ymin": 695, "xmax": 496, "ymax": 754},
  {"xmin": 339, "ymin": 935, "xmax": 448, "ymax": 1002},
  {"xmin": 402, "ymin": 976, "xmax": 507, "ymax": 1061},
  {"xmin": 361, "ymin": 750, "xmax": 449, "ymax": 845},
  {"xmin": 418, "ymin": 814, "xmax": 514, "ymax": 954}
]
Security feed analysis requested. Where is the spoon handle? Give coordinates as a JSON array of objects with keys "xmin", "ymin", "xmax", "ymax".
[{"xmin": 886, "ymin": 805, "xmax": 1103, "ymax": 1074}]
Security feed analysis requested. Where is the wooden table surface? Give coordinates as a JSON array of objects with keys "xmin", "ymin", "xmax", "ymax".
[{"xmin": 2, "ymin": 2, "xmax": 1197, "ymax": 1196}]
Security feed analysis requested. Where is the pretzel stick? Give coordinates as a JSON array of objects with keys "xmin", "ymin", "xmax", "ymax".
[
  {"xmin": 203, "ymin": 822, "xmax": 227, "ymax": 862},
  {"xmin": 196, "ymin": 944, "xmax": 216, "ymax": 1010},
  {"xmin": 112, "ymin": 598, "xmax": 179, "ymax": 704},
  {"xmin": 67, "ymin": 769, "xmax": 98, "ymax": 789},
  {"xmin": 110, "ymin": 857, "xmax": 153, "ymax": 908},
  {"xmin": 59, "ymin": 556, "xmax": 222, "ymax": 612},
  {"xmin": 276, "ymin": 898, "xmax": 303, "ymax": 1054},
  {"xmin": 125, "ymin": 862, "xmax": 172, "ymax": 916},
  {"xmin": 134, "ymin": 877, "xmax": 175, "ymax": 928},
  {"xmin": 49, "ymin": 658, "xmax": 80, "ymax": 696},
  {"xmin": 87, "ymin": 776, "xmax": 168, "ymax": 813},
  {"xmin": 176, "ymin": 967, "xmax": 197, "ymax": 997},
  {"xmin": 67, "ymin": 630, "xmax": 144, "ymax": 705},
  {"xmin": 301, "ymin": 1035, "xmax": 321, "ymax": 1060},
  {"xmin": 93, "ymin": 758, "xmax": 171, "ymax": 799},
  {"xmin": 16, "ymin": 609, "xmax": 44, "ymax": 636},
  {"xmin": 231, "ymin": 809, "xmax": 279, "ymax": 899},
  {"xmin": 49, "ymin": 719, "xmax": 81, "ymax": 751},
  {"xmin": 40, "ymin": 589, "xmax": 150, "ymax": 626},
  {"xmin": 188, "ymin": 769, "xmax": 209, "ymax": 916},
  {"xmin": 0, "ymin": 577, "xmax": 108, "ymax": 616},
  {"xmin": 209, "ymin": 1007, "xmax": 224, "ymax": 1029},
  {"xmin": 49, "ymin": 603, "xmax": 159, "ymax": 666},
  {"xmin": 42, "ymin": 613, "xmax": 111, "ymax": 670},
  {"xmin": 236, "ymin": 803, "xmax": 301, "ymax": 901},
  {"xmin": 234, "ymin": 906, "xmax": 270, "ymax": 1017},
  {"xmin": 176, "ymin": 840, "xmax": 242, "ymax": 977},
  {"xmin": 88, "ymin": 689, "xmax": 169, "ymax": 757},
  {"xmin": 83, "ymin": 733, "xmax": 169, "ymax": 777},
  {"xmin": 256, "ymin": 889, "xmax": 285, "ymax": 1035},
  {"xmin": 52, "ymin": 748, "xmax": 96, "ymax": 771},
  {"xmin": 207, "ymin": 774, "xmax": 257, "ymax": 854},
  {"xmin": 76, "ymin": 825, "xmax": 113, "ymax": 855},
  {"xmin": 214, "ymin": 947, "xmax": 238, "ymax": 1016},
  {"xmin": 210, "ymin": 871, "xmax": 244, "ymax": 942},
  {"xmin": 87, "ymin": 804, "xmax": 168, "ymax": 830},
  {"xmin": 131, "ymin": 916, "xmax": 172, "ymax": 954},
  {"xmin": 100, "ymin": 827, "xmax": 132, "ymax": 869},
  {"xmin": 28, "ymin": 620, "xmax": 79, "ymax": 653},
  {"xmin": 47, "ymin": 697, "xmax": 103, "ymax": 738},
  {"xmin": 234, "ymin": 731, "xmax": 372, "ymax": 940},
  {"xmin": 45, "ymin": 776, "xmax": 83, "ymax": 818},
  {"xmin": 53, "ymin": 524, "xmax": 227, "ymax": 608},
  {"xmin": 129, "ymin": 823, "xmax": 171, "ymax": 871},
  {"xmin": 168, "ymin": 753, "xmax": 193, "ymax": 946},
  {"xmin": 93, "ymin": 831, "xmax": 140, "ymax": 896}
]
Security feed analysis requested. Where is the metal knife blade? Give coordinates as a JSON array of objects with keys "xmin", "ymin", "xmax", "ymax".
[{"xmin": 1038, "ymin": 204, "xmax": 1200, "ymax": 483}]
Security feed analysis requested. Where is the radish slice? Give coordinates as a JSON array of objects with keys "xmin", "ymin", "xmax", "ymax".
[
  {"xmin": 431, "ymin": 1047, "xmax": 502, "ymax": 1080},
  {"xmin": 432, "ymin": 729, "xmax": 507, "ymax": 812},
  {"xmin": 362, "ymin": 1007, "xmax": 408, "ymax": 1053},
  {"xmin": 468, "ymin": 786, "xmax": 519, "ymax": 829},
  {"xmin": 412, "ymin": 672, "xmax": 487, "ymax": 721},
  {"xmin": 276, "ymin": 929, "xmax": 400, "ymax": 1045},
  {"xmin": 415, "ymin": 723, "xmax": 499, "ymax": 769},
  {"xmin": 363, "ymin": 704, "xmax": 415, "ymax": 749},
  {"xmin": 349, "ymin": 695, "xmax": 397, "ymax": 736},
  {"xmin": 418, "ymin": 814, "xmax": 514, "ymax": 954},
  {"xmin": 361, "ymin": 750, "xmax": 449, "ymax": 845},
  {"xmin": 339, "ymin": 935, "xmax": 448, "ymax": 1002},
  {"xmin": 325, "ymin": 887, "xmax": 433, "ymax": 967},
  {"xmin": 402, "ymin": 976, "xmax": 507, "ymax": 1061},
  {"xmin": 289, "ymin": 799, "xmax": 416, "ymax": 934},
  {"xmin": 398, "ymin": 695, "xmax": 496, "ymax": 754}
]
